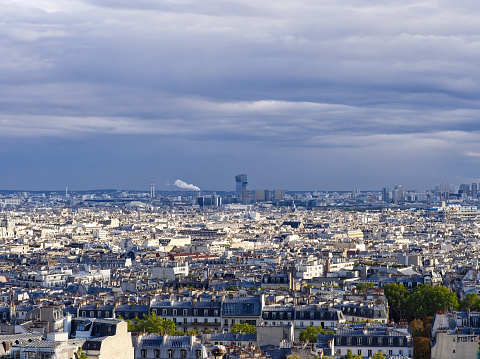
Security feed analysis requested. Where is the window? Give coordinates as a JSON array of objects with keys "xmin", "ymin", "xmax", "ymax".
[
  {"xmin": 90, "ymin": 311, "xmax": 94, "ymax": 318},
  {"xmin": 347, "ymin": 337, "xmax": 352, "ymax": 345},
  {"xmin": 204, "ymin": 318, "xmax": 208, "ymax": 323},
  {"xmin": 153, "ymin": 309, "xmax": 157, "ymax": 315},
  {"xmin": 336, "ymin": 337, "xmax": 341, "ymax": 345},
  {"xmin": 98, "ymin": 311, "xmax": 102, "ymax": 317},
  {"xmin": 168, "ymin": 349, "xmax": 174, "ymax": 358},
  {"xmin": 357, "ymin": 338, "xmax": 362, "ymax": 345},
  {"xmin": 194, "ymin": 309, "xmax": 198, "ymax": 316},
  {"xmin": 242, "ymin": 303, "xmax": 254, "ymax": 314},
  {"xmin": 82, "ymin": 311, "xmax": 86, "ymax": 317},
  {"xmin": 357, "ymin": 350, "xmax": 361, "ymax": 356},
  {"xmin": 184, "ymin": 318, "xmax": 187, "ymax": 324},
  {"xmin": 181, "ymin": 349, "xmax": 187, "ymax": 358},
  {"xmin": 388, "ymin": 338, "xmax": 393, "ymax": 346},
  {"xmin": 310, "ymin": 322, "xmax": 314, "ymax": 327},
  {"xmin": 272, "ymin": 313, "xmax": 276, "ymax": 319},
  {"xmin": 173, "ymin": 309, "xmax": 177, "ymax": 315},
  {"xmin": 368, "ymin": 350, "xmax": 372, "ymax": 357},
  {"xmin": 183, "ymin": 309, "xmax": 187, "ymax": 316},
  {"xmin": 204, "ymin": 310, "xmax": 208, "ymax": 316},
  {"xmin": 287, "ymin": 312, "xmax": 292, "ymax": 319},
  {"xmin": 155, "ymin": 349, "xmax": 160, "ymax": 358},
  {"xmin": 163, "ymin": 309, "xmax": 167, "ymax": 315},
  {"xmin": 389, "ymin": 350, "xmax": 393, "ymax": 355},
  {"xmin": 398, "ymin": 338, "xmax": 404, "ymax": 345},
  {"xmin": 368, "ymin": 337, "xmax": 372, "ymax": 345},
  {"xmin": 141, "ymin": 349, "xmax": 147, "ymax": 358},
  {"xmin": 399, "ymin": 350, "xmax": 403, "ymax": 355},
  {"xmin": 214, "ymin": 310, "xmax": 219, "ymax": 316},
  {"xmin": 196, "ymin": 349, "xmax": 202, "ymax": 358}
]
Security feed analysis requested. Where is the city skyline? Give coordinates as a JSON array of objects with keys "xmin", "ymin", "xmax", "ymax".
[{"xmin": 2, "ymin": 1, "xmax": 480, "ymax": 190}]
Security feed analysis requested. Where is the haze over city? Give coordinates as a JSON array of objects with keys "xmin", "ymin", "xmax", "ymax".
[{"xmin": 2, "ymin": 0, "xmax": 480, "ymax": 190}]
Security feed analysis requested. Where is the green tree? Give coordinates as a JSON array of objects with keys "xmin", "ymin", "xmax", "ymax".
[
  {"xmin": 73, "ymin": 347, "xmax": 87, "ymax": 359},
  {"xmin": 230, "ymin": 322, "xmax": 257, "ymax": 334},
  {"xmin": 356, "ymin": 282, "xmax": 375, "ymax": 291},
  {"xmin": 403, "ymin": 284, "xmax": 458, "ymax": 321},
  {"xmin": 459, "ymin": 293, "xmax": 480, "ymax": 311},
  {"xmin": 372, "ymin": 352, "xmax": 385, "ymax": 359},
  {"xmin": 127, "ymin": 313, "xmax": 178, "ymax": 335},
  {"xmin": 383, "ymin": 283, "xmax": 407, "ymax": 322},
  {"xmin": 343, "ymin": 349, "xmax": 362, "ymax": 359},
  {"xmin": 299, "ymin": 326, "xmax": 333, "ymax": 343}
]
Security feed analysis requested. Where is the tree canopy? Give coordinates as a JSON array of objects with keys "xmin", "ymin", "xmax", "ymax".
[
  {"xmin": 343, "ymin": 349, "xmax": 363, "ymax": 359},
  {"xmin": 230, "ymin": 322, "xmax": 257, "ymax": 334},
  {"xmin": 403, "ymin": 284, "xmax": 457, "ymax": 322},
  {"xmin": 459, "ymin": 293, "xmax": 480, "ymax": 311},
  {"xmin": 299, "ymin": 326, "xmax": 333, "ymax": 343},
  {"xmin": 383, "ymin": 283, "xmax": 407, "ymax": 322},
  {"xmin": 413, "ymin": 337, "xmax": 430, "ymax": 359},
  {"xmin": 126, "ymin": 313, "xmax": 194, "ymax": 335},
  {"xmin": 356, "ymin": 282, "xmax": 375, "ymax": 291}
]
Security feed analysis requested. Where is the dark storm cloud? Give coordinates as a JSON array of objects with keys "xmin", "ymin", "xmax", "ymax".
[{"xmin": 1, "ymin": 0, "xmax": 480, "ymax": 189}]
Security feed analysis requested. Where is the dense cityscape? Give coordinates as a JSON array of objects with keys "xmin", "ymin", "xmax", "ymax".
[
  {"xmin": 3, "ymin": 0, "xmax": 479, "ymax": 357},
  {"xmin": 0, "ymin": 175, "xmax": 479, "ymax": 358}
]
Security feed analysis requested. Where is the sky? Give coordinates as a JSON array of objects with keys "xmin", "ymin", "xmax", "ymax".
[{"xmin": 1, "ymin": 0, "xmax": 480, "ymax": 191}]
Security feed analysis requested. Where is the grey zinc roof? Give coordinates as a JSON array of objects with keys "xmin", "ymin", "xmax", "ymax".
[{"xmin": 141, "ymin": 335, "xmax": 195, "ymax": 348}]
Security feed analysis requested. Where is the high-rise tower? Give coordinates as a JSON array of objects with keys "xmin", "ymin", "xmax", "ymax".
[{"xmin": 235, "ymin": 174, "xmax": 249, "ymax": 202}]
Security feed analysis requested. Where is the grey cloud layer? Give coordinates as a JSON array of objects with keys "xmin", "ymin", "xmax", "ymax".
[{"xmin": 1, "ymin": 0, "xmax": 480, "ymax": 188}]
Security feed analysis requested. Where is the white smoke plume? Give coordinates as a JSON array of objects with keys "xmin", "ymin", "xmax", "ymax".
[{"xmin": 174, "ymin": 179, "xmax": 200, "ymax": 191}]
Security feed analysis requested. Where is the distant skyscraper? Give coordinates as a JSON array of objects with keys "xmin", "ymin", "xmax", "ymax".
[
  {"xmin": 459, "ymin": 184, "xmax": 470, "ymax": 197},
  {"xmin": 273, "ymin": 189, "xmax": 284, "ymax": 201},
  {"xmin": 393, "ymin": 185, "xmax": 405, "ymax": 204},
  {"xmin": 382, "ymin": 187, "xmax": 390, "ymax": 203},
  {"xmin": 472, "ymin": 183, "xmax": 478, "ymax": 198},
  {"xmin": 254, "ymin": 189, "xmax": 269, "ymax": 202},
  {"xmin": 235, "ymin": 174, "xmax": 249, "ymax": 202}
]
